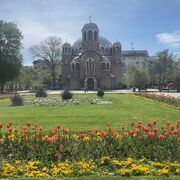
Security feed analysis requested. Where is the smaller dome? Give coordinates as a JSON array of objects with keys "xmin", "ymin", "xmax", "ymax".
[
  {"xmin": 63, "ymin": 42, "xmax": 71, "ymax": 47},
  {"xmin": 113, "ymin": 42, "xmax": 121, "ymax": 47},
  {"xmin": 101, "ymin": 56, "xmax": 110, "ymax": 63},
  {"xmin": 72, "ymin": 56, "xmax": 80, "ymax": 63},
  {"xmin": 82, "ymin": 23, "xmax": 99, "ymax": 31}
]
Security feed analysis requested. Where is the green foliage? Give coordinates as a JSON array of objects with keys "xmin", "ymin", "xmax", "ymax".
[
  {"xmin": 0, "ymin": 20, "xmax": 23, "ymax": 93},
  {"xmin": 61, "ymin": 90, "xmax": 73, "ymax": 100},
  {"xmin": 35, "ymin": 86, "xmax": 47, "ymax": 98},
  {"xmin": 125, "ymin": 66, "xmax": 148, "ymax": 91},
  {"xmin": 97, "ymin": 89, "xmax": 104, "ymax": 98},
  {"xmin": 10, "ymin": 94, "xmax": 23, "ymax": 106}
]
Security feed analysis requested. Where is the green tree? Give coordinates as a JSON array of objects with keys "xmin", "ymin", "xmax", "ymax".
[
  {"xmin": 154, "ymin": 49, "xmax": 174, "ymax": 92},
  {"xmin": 125, "ymin": 66, "xmax": 149, "ymax": 92},
  {"xmin": 29, "ymin": 36, "xmax": 62, "ymax": 88},
  {"xmin": 174, "ymin": 59, "xmax": 180, "ymax": 92},
  {"xmin": 0, "ymin": 20, "xmax": 23, "ymax": 93}
]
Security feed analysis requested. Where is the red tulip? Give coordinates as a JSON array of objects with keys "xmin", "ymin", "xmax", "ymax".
[
  {"xmin": 130, "ymin": 121, "xmax": 134, "ymax": 126},
  {"xmin": 47, "ymin": 137, "xmax": 53, "ymax": 143},
  {"xmin": 166, "ymin": 121, "xmax": 171, "ymax": 126},
  {"xmin": 170, "ymin": 125, "xmax": 174, "ymax": 131},
  {"xmin": 158, "ymin": 134, "xmax": 164, "ymax": 140},
  {"xmin": 153, "ymin": 120, "xmax": 156, "ymax": 125},
  {"xmin": 57, "ymin": 125, "xmax": 61, "ymax": 129},
  {"xmin": 91, "ymin": 131, "xmax": 95, "ymax": 137},
  {"xmin": 139, "ymin": 136, "xmax": 143, "ymax": 141},
  {"xmin": 178, "ymin": 138, "xmax": 180, "ymax": 143},
  {"xmin": 81, "ymin": 132, "xmax": 86, "ymax": 138},
  {"xmin": 164, "ymin": 131, "xmax": 170, "ymax": 137},
  {"xmin": 101, "ymin": 131, "xmax": 107, "ymax": 137},
  {"xmin": 112, "ymin": 131, "xmax": 118, "ymax": 138},
  {"xmin": 0, "ymin": 123, "xmax": 2, "ymax": 129},
  {"xmin": 173, "ymin": 130, "xmax": 179, "ymax": 136},
  {"xmin": 14, "ymin": 128, "xmax": 18, "ymax": 133},
  {"xmin": 54, "ymin": 136, "xmax": 59, "ymax": 142},
  {"xmin": 36, "ymin": 132, "xmax": 40, "ymax": 137},
  {"xmin": 8, "ymin": 128, "xmax": 12, "ymax": 134},
  {"xmin": 135, "ymin": 128, "xmax": 140, "ymax": 135},
  {"xmin": 153, "ymin": 128, "xmax": 158, "ymax": 133},
  {"xmin": 51, "ymin": 130, "xmax": 56, "ymax": 136},
  {"xmin": 6, "ymin": 123, "xmax": 10, "ymax": 129},
  {"xmin": 121, "ymin": 126, "xmax": 125, "ymax": 131},
  {"xmin": 62, "ymin": 128, "xmax": 68, "ymax": 134}
]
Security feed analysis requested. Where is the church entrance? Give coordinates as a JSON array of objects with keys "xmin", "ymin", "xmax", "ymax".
[{"xmin": 87, "ymin": 78, "xmax": 94, "ymax": 90}]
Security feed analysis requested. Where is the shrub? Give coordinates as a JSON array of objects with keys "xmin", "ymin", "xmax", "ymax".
[
  {"xmin": 97, "ymin": 89, "xmax": 104, "ymax": 98},
  {"xmin": 61, "ymin": 90, "xmax": 73, "ymax": 100},
  {"xmin": 35, "ymin": 86, "xmax": 47, "ymax": 98},
  {"xmin": 10, "ymin": 94, "xmax": 23, "ymax": 106}
]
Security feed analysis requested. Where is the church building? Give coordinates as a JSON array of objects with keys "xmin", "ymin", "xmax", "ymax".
[{"xmin": 61, "ymin": 21, "xmax": 124, "ymax": 90}]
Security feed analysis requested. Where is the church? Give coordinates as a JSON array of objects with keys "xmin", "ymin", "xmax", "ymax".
[{"xmin": 61, "ymin": 21, "xmax": 124, "ymax": 90}]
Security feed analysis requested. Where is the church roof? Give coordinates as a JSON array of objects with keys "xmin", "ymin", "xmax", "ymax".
[
  {"xmin": 73, "ymin": 35, "xmax": 112, "ymax": 48},
  {"xmin": 122, "ymin": 50, "xmax": 148, "ymax": 56},
  {"xmin": 82, "ymin": 22, "xmax": 99, "ymax": 31}
]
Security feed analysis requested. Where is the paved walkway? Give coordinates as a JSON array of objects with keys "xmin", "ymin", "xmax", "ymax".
[{"xmin": 18, "ymin": 89, "xmax": 180, "ymax": 98}]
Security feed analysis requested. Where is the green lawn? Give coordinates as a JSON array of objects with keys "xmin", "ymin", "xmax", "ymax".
[{"xmin": 0, "ymin": 94, "xmax": 179, "ymax": 131}]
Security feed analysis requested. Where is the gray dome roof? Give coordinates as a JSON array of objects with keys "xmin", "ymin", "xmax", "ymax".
[
  {"xmin": 113, "ymin": 42, "xmax": 121, "ymax": 47},
  {"xmin": 63, "ymin": 42, "xmax": 71, "ymax": 47},
  {"xmin": 82, "ymin": 23, "xmax": 99, "ymax": 31},
  {"xmin": 73, "ymin": 36, "xmax": 112, "ymax": 48}
]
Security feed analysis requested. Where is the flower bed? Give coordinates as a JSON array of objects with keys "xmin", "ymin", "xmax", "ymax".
[
  {"xmin": 0, "ymin": 120, "xmax": 179, "ymax": 177},
  {"xmin": 24, "ymin": 96, "xmax": 112, "ymax": 106},
  {"xmin": 134, "ymin": 93, "xmax": 180, "ymax": 107},
  {"xmin": 1, "ymin": 158, "xmax": 180, "ymax": 177}
]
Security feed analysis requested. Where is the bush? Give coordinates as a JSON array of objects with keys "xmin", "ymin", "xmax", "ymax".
[
  {"xmin": 35, "ymin": 86, "xmax": 47, "ymax": 98},
  {"xmin": 61, "ymin": 90, "xmax": 73, "ymax": 100},
  {"xmin": 97, "ymin": 89, "xmax": 104, "ymax": 98},
  {"xmin": 10, "ymin": 94, "xmax": 23, "ymax": 106}
]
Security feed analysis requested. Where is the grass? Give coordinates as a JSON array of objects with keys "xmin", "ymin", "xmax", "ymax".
[{"xmin": 0, "ymin": 93, "xmax": 179, "ymax": 131}]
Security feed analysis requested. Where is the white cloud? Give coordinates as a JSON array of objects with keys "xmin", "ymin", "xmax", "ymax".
[
  {"xmin": 156, "ymin": 30, "xmax": 180, "ymax": 47},
  {"xmin": 18, "ymin": 19, "xmax": 75, "ymax": 49}
]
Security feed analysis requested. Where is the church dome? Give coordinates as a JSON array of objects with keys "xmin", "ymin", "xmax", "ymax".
[
  {"xmin": 82, "ymin": 23, "xmax": 99, "ymax": 31},
  {"xmin": 113, "ymin": 42, "xmax": 121, "ymax": 47},
  {"xmin": 63, "ymin": 42, "xmax": 71, "ymax": 47},
  {"xmin": 73, "ymin": 35, "xmax": 112, "ymax": 48}
]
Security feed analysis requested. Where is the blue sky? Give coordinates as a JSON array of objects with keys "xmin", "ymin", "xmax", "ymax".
[{"xmin": 0, "ymin": 0, "xmax": 180, "ymax": 65}]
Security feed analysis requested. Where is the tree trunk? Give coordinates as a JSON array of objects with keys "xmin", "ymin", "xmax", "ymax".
[{"xmin": 0, "ymin": 84, "xmax": 4, "ymax": 94}]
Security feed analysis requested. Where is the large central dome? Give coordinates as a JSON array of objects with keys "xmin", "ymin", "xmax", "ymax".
[{"xmin": 73, "ymin": 35, "xmax": 112, "ymax": 48}]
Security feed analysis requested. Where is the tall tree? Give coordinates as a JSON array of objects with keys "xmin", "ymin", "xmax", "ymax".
[
  {"xmin": 154, "ymin": 49, "xmax": 174, "ymax": 92},
  {"xmin": 0, "ymin": 20, "xmax": 23, "ymax": 93},
  {"xmin": 29, "ymin": 36, "xmax": 62, "ymax": 88},
  {"xmin": 174, "ymin": 59, "xmax": 180, "ymax": 92},
  {"xmin": 125, "ymin": 66, "xmax": 149, "ymax": 92}
]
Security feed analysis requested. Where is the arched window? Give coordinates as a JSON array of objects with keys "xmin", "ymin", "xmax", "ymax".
[
  {"xmin": 107, "ymin": 63, "xmax": 110, "ymax": 70},
  {"xmin": 72, "ymin": 63, "xmax": 75, "ymax": 71},
  {"xmin": 65, "ymin": 47, "xmax": 67, "ymax": 53},
  {"xmin": 94, "ymin": 31, "xmax": 98, "ymax": 41},
  {"xmin": 101, "ymin": 63, "xmax": 106, "ymax": 70},
  {"xmin": 76, "ymin": 63, "xmax": 80, "ymax": 71},
  {"xmin": 86, "ymin": 61, "xmax": 89, "ymax": 71},
  {"xmin": 106, "ymin": 48, "xmax": 109, "ymax": 54},
  {"xmin": 88, "ymin": 30, "xmax": 93, "ymax": 41},
  {"xmin": 68, "ymin": 47, "xmax": 70, "ymax": 54},
  {"xmin": 92, "ymin": 61, "xmax": 95, "ymax": 70},
  {"xmin": 101, "ymin": 47, "xmax": 104, "ymax": 54},
  {"xmin": 89, "ymin": 59, "xmax": 92, "ymax": 69},
  {"xmin": 83, "ymin": 31, "xmax": 86, "ymax": 41}
]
